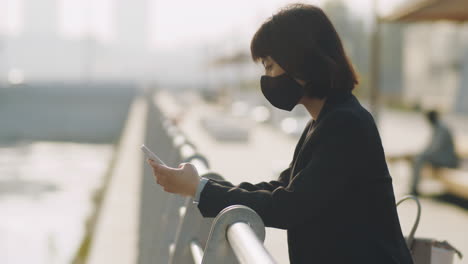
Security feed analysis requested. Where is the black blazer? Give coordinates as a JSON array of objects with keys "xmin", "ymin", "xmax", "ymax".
[{"xmin": 198, "ymin": 92, "xmax": 413, "ymax": 264}]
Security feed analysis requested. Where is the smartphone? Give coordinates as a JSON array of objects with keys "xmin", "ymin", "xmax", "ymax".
[{"xmin": 141, "ymin": 144, "xmax": 166, "ymax": 165}]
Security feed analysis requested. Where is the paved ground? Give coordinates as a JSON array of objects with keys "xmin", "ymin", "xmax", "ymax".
[{"xmin": 162, "ymin": 91, "xmax": 468, "ymax": 264}]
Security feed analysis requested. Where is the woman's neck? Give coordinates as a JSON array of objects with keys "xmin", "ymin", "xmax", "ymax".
[{"xmin": 299, "ymin": 96, "xmax": 327, "ymax": 121}]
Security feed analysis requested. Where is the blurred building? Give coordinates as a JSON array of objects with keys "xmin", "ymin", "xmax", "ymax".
[
  {"xmin": 91, "ymin": 0, "xmax": 153, "ymax": 81},
  {"xmin": 402, "ymin": 23, "xmax": 468, "ymax": 114},
  {"xmin": 382, "ymin": 0, "xmax": 468, "ymax": 114},
  {"xmin": 379, "ymin": 23, "xmax": 404, "ymax": 104},
  {"xmin": 3, "ymin": 0, "xmax": 155, "ymax": 83},
  {"xmin": 5, "ymin": 0, "xmax": 79, "ymax": 82}
]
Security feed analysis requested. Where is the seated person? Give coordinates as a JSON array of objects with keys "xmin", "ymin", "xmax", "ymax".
[{"xmin": 411, "ymin": 110, "xmax": 459, "ymax": 195}]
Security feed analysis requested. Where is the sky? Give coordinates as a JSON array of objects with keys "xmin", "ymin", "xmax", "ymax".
[{"xmin": 0, "ymin": 0, "xmax": 409, "ymax": 50}]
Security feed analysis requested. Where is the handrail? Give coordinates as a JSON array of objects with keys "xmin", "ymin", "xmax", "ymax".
[
  {"xmin": 227, "ymin": 222, "xmax": 276, "ymax": 264},
  {"xmin": 201, "ymin": 205, "xmax": 276, "ymax": 264},
  {"xmin": 152, "ymin": 94, "xmax": 276, "ymax": 264}
]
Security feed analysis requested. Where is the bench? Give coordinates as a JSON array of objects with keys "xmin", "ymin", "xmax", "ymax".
[
  {"xmin": 386, "ymin": 150, "xmax": 468, "ymax": 199},
  {"xmin": 438, "ymin": 168, "xmax": 468, "ymax": 199}
]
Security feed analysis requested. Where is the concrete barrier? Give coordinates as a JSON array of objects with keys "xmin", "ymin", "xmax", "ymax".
[{"xmin": 87, "ymin": 96, "xmax": 147, "ymax": 264}]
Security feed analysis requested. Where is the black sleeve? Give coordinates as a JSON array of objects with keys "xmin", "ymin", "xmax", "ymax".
[
  {"xmin": 208, "ymin": 165, "xmax": 292, "ymax": 192},
  {"xmin": 197, "ymin": 111, "xmax": 364, "ymax": 229}
]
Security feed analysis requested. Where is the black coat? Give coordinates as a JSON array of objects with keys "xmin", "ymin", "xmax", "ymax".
[{"xmin": 197, "ymin": 92, "xmax": 414, "ymax": 264}]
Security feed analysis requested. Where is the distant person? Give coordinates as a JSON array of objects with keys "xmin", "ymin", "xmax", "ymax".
[
  {"xmin": 147, "ymin": 4, "xmax": 413, "ymax": 264},
  {"xmin": 411, "ymin": 110, "xmax": 459, "ymax": 195}
]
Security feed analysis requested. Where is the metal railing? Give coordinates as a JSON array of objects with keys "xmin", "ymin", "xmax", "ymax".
[{"xmin": 139, "ymin": 93, "xmax": 277, "ymax": 263}]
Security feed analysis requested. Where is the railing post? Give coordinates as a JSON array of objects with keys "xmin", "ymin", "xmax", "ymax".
[
  {"xmin": 227, "ymin": 223, "xmax": 274, "ymax": 264},
  {"xmin": 169, "ymin": 172, "xmax": 224, "ymax": 264},
  {"xmin": 201, "ymin": 205, "xmax": 276, "ymax": 264}
]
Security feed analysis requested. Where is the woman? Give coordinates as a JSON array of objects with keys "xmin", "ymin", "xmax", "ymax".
[{"xmin": 148, "ymin": 4, "xmax": 413, "ymax": 264}]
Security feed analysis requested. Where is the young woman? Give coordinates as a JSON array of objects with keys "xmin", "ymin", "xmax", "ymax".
[{"xmin": 148, "ymin": 4, "xmax": 413, "ymax": 264}]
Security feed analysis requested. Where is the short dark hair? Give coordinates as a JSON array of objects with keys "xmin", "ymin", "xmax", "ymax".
[{"xmin": 250, "ymin": 3, "xmax": 358, "ymax": 98}]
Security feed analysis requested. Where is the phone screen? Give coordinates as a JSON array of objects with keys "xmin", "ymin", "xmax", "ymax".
[{"xmin": 141, "ymin": 144, "xmax": 166, "ymax": 165}]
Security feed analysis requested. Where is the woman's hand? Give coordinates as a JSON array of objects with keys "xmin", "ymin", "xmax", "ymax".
[{"xmin": 146, "ymin": 159, "xmax": 200, "ymax": 198}]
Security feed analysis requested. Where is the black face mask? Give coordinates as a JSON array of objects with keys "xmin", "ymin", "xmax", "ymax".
[{"xmin": 260, "ymin": 73, "xmax": 305, "ymax": 111}]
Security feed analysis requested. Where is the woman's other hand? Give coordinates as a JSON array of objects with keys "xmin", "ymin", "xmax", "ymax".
[{"xmin": 147, "ymin": 159, "xmax": 200, "ymax": 198}]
